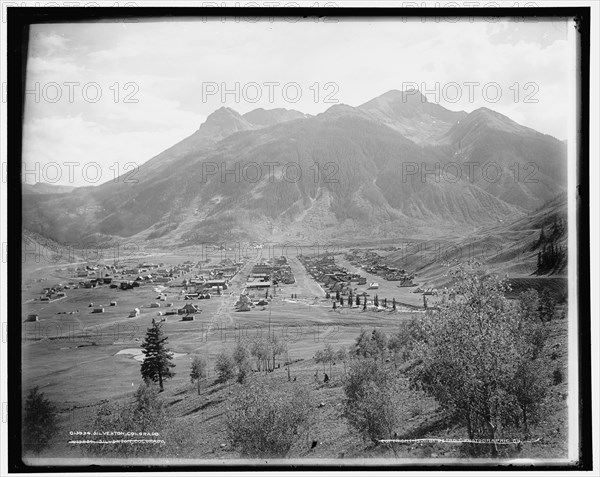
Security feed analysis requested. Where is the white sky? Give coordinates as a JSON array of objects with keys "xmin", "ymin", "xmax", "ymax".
[{"xmin": 22, "ymin": 17, "xmax": 573, "ymax": 186}]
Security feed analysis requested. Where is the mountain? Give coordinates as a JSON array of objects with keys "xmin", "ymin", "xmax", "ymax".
[
  {"xmin": 21, "ymin": 90, "xmax": 567, "ymax": 246},
  {"xmin": 358, "ymin": 89, "xmax": 467, "ymax": 144},
  {"xmin": 385, "ymin": 193, "xmax": 568, "ymax": 292},
  {"xmin": 440, "ymin": 107, "xmax": 567, "ymax": 208},
  {"xmin": 243, "ymin": 107, "xmax": 308, "ymax": 127},
  {"xmin": 22, "ymin": 183, "xmax": 76, "ymax": 195}
]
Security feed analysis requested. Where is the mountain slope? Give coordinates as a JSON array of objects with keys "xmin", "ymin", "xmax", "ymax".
[
  {"xmin": 439, "ymin": 107, "xmax": 567, "ymax": 209},
  {"xmin": 23, "ymin": 183, "xmax": 76, "ymax": 195},
  {"xmin": 22, "ymin": 90, "xmax": 567, "ymax": 246}
]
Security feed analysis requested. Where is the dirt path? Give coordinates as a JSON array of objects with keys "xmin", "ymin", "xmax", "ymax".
[
  {"xmin": 287, "ymin": 257, "xmax": 325, "ymax": 298},
  {"xmin": 201, "ymin": 259, "xmax": 254, "ymax": 340}
]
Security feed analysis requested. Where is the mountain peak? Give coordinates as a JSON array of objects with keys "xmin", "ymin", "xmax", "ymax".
[
  {"xmin": 202, "ymin": 106, "xmax": 242, "ymax": 123},
  {"xmin": 318, "ymin": 103, "xmax": 374, "ymax": 121},
  {"xmin": 198, "ymin": 106, "xmax": 254, "ymax": 138},
  {"xmin": 378, "ymin": 89, "xmax": 428, "ymax": 104},
  {"xmin": 243, "ymin": 107, "xmax": 306, "ymax": 127},
  {"xmin": 465, "ymin": 107, "xmax": 539, "ymax": 136},
  {"xmin": 358, "ymin": 89, "xmax": 465, "ymax": 144}
]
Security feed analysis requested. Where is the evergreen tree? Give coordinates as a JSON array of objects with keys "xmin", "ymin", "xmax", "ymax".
[
  {"xmin": 23, "ymin": 387, "xmax": 58, "ymax": 454},
  {"xmin": 141, "ymin": 319, "xmax": 175, "ymax": 391},
  {"xmin": 392, "ymin": 297, "xmax": 397, "ymax": 310},
  {"xmin": 340, "ymin": 295, "xmax": 345, "ymax": 306},
  {"xmin": 374, "ymin": 294, "xmax": 379, "ymax": 307},
  {"xmin": 356, "ymin": 295, "xmax": 360, "ymax": 306},
  {"xmin": 336, "ymin": 290, "xmax": 340, "ymax": 301}
]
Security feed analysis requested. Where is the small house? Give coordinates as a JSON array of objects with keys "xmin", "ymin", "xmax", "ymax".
[
  {"xmin": 150, "ymin": 303, "xmax": 160, "ymax": 308},
  {"xmin": 182, "ymin": 315, "xmax": 195, "ymax": 321},
  {"xmin": 92, "ymin": 308, "xmax": 105, "ymax": 313},
  {"xmin": 25, "ymin": 314, "xmax": 39, "ymax": 322},
  {"xmin": 110, "ymin": 301, "xmax": 117, "ymax": 306},
  {"xmin": 178, "ymin": 303, "xmax": 199, "ymax": 315},
  {"xmin": 129, "ymin": 308, "xmax": 140, "ymax": 318}
]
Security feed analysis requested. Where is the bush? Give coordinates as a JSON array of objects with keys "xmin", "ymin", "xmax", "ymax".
[
  {"xmin": 388, "ymin": 318, "xmax": 423, "ymax": 366},
  {"xmin": 354, "ymin": 328, "xmax": 388, "ymax": 362},
  {"xmin": 232, "ymin": 342, "xmax": 252, "ymax": 383},
  {"xmin": 83, "ymin": 382, "xmax": 167, "ymax": 457},
  {"xmin": 215, "ymin": 351, "xmax": 236, "ymax": 384},
  {"xmin": 226, "ymin": 380, "xmax": 313, "ymax": 457},
  {"xmin": 190, "ymin": 356, "xmax": 208, "ymax": 395},
  {"xmin": 23, "ymin": 387, "xmax": 58, "ymax": 454},
  {"xmin": 553, "ymin": 367, "xmax": 564, "ymax": 385},
  {"xmin": 343, "ymin": 359, "xmax": 401, "ymax": 444}
]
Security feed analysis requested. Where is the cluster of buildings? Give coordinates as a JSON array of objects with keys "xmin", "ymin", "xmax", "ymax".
[
  {"xmin": 233, "ymin": 293, "xmax": 270, "ymax": 312},
  {"xmin": 299, "ymin": 255, "xmax": 366, "ymax": 295},
  {"xmin": 230, "ymin": 257, "xmax": 295, "ymax": 311},
  {"xmin": 38, "ymin": 285, "xmax": 67, "ymax": 302},
  {"xmin": 346, "ymin": 250, "xmax": 416, "ymax": 287},
  {"xmin": 245, "ymin": 256, "xmax": 295, "ymax": 292},
  {"xmin": 182, "ymin": 259, "xmax": 244, "ymax": 296}
]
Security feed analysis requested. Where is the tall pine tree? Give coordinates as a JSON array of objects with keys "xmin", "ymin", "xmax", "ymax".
[{"xmin": 141, "ymin": 319, "xmax": 175, "ymax": 391}]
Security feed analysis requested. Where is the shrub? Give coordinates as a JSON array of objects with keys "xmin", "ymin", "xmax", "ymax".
[
  {"xmin": 215, "ymin": 351, "xmax": 236, "ymax": 384},
  {"xmin": 354, "ymin": 328, "xmax": 388, "ymax": 361},
  {"xmin": 343, "ymin": 360, "xmax": 400, "ymax": 444},
  {"xmin": 388, "ymin": 318, "xmax": 423, "ymax": 366},
  {"xmin": 83, "ymin": 382, "xmax": 167, "ymax": 457},
  {"xmin": 226, "ymin": 380, "xmax": 313, "ymax": 457},
  {"xmin": 553, "ymin": 367, "xmax": 564, "ymax": 385},
  {"xmin": 232, "ymin": 343, "xmax": 251, "ymax": 384},
  {"xmin": 190, "ymin": 356, "xmax": 208, "ymax": 395},
  {"xmin": 315, "ymin": 343, "xmax": 336, "ymax": 377}
]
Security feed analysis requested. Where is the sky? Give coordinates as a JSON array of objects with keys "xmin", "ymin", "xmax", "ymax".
[{"xmin": 22, "ymin": 16, "xmax": 573, "ymax": 187}]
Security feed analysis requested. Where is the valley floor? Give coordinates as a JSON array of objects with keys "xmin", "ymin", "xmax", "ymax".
[{"xmin": 20, "ymin": 247, "xmax": 570, "ymax": 465}]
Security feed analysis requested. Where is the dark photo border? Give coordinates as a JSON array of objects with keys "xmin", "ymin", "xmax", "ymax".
[{"xmin": 6, "ymin": 5, "xmax": 591, "ymax": 473}]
